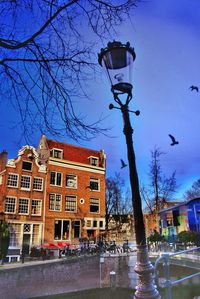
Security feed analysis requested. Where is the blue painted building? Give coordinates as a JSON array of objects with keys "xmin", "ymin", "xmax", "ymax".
[{"xmin": 159, "ymin": 198, "xmax": 200, "ymax": 241}]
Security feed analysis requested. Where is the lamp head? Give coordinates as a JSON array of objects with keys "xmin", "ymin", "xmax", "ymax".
[{"xmin": 98, "ymin": 41, "xmax": 136, "ymax": 95}]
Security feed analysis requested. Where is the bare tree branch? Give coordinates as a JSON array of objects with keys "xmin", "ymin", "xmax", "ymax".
[
  {"xmin": 0, "ymin": 0, "xmax": 79, "ymax": 49},
  {"xmin": 184, "ymin": 179, "xmax": 200, "ymax": 200},
  {"xmin": 0, "ymin": 0, "xmax": 139, "ymax": 142},
  {"xmin": 142, "ymin": 146, "xmax": 177, "ymax": 213}
]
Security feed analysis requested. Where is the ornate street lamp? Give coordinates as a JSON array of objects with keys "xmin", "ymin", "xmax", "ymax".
[{"xmin": 98, "ymin": 41, "xmax": 160, "ymax": 299}]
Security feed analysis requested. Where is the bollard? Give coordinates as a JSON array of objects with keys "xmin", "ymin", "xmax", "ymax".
[
  {"xmin": 110, "ymin": 271, "xmax": 116, "ymax": 289},
  {"xmin": 100, "ymin": 257, "xmax": 104, "ymax": 288}
]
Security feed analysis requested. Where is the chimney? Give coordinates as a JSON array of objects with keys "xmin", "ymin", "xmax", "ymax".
[{"xmin": 0, "ymin": 150, "xmax": 7, "ymax": 172}]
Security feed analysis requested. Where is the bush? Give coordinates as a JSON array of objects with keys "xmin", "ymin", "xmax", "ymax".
[
  {"xmin": 0, "ymin": 221, "xmax": 10, "ymax": 262},
  {"xmin": 147, "ymin": 230, "xmax": 164, "ymax": 243},
  {"xmin": 177, "ymin": 230, "xmax": 200, "ymax": 245},
  {"xmin": 30, "ymin": 246, "xmax": 41, "ymax": 257}
]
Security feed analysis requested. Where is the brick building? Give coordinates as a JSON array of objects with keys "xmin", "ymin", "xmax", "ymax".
[
  {"xmin": 37, "ymin": 135, "xmax": 106, "ymax": 244},
  {"xmin": 0, "ymin": 135, "xmax": 106, "ymax": 259},
  {"xmin": 0, "ymin": 146, "xmax": 47, "ymax": 261}
]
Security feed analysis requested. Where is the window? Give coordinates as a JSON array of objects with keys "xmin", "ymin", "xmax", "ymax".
[
  {"xmin": 5, "ymin": 197, "xmax": 16, "ymax": 213},
  {"xmin": 73, "ymin": 221, "xmax": 80, "ymax": 238},
  {"xmin": 90, "ymin": 178, "xmax": 99, "ymax": 191},
  {"xmin": 32, "ymin": 224, "xmax": 40, "ymax": 246},
  {"xmin": 86, "ymin": 220, "xmax": 92, "ymax": 227},
  {"xmin": 9, "ymin": 224, "xmax": 21, "ymax": 247},
  {"xmin": 18, "ymin": 198, "xmax": 29, "ymax": 214},
  {"xmin": 22, "ymin": 161, "xmax": 32, "ymax": 171},
  {"xmin": 24, "ymin": 223, "xmax": 31, "ymax": 232},
  {"xmin": 93, "ymin": 220, "xmax": 97, "ymax": 227},
  {"xmin": 50, "ymin": 149, "xmax": 63, "ymax": 159},
  {"xmin": 50, "ymin": 171, "xmax": 62, "ymax": 186},
  {"xmin": 49, "ymin": 193, "xmax": 62, "ymax": 211},
  {"xmin": 33, "ymin": 177, "xmax": 43, "ymax": 191},
  {"xmin": 66, "ymin": 174, "xmax": 77, "ymax": 188},
  {"xmin": 20, "ymin": 175, "xmax": 31, "ymax": 190},
  {"xmin": 54, "ymin": 220, "xmax": 70, "ymax": 240},
  {"xmin": 89, "ymin": 156, "xmax": 99, "ymax": 166},
  {"xmin": 99, "ymin": 220, "xmax": 104, "ymax": 228},
  {"xmin": 7, "ymin": 173, "xmax": 18, "ymax": 187},
  {"xmin": 90, "ymin": 198, "xmax": 99, "ymax": 213},
  {"xmin": 65, "ymin": 196, "xmax": 77, "ymax": 212},
  {"xmin": 31, "ymin": 200, "xmax": 42, "ymax": 216}
]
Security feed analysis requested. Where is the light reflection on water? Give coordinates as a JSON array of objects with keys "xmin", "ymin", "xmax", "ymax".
[{"xmin": 32, "ymin": 264, "xmax": 200, "ymax": 299}]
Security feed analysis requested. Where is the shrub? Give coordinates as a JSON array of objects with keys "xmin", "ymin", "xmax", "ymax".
[
  {"xmin": 177, "ymin": 230, "xmax": 200, "ymax": 245},
  {"xmin": 0, "ymin": 221, "xmax": 10, "ymax": 262},
  {"xmin": 30, "ymin": 246, "xmax": 44, "ymax": 257},
  {"xmin": 147, "ymin": 230, "xmax": 164, "ymax": 243}
]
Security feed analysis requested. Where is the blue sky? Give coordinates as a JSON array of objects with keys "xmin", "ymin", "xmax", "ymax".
[{"xmin": 1, "ymin": 0, "xmax": 200, "ymax": 201}]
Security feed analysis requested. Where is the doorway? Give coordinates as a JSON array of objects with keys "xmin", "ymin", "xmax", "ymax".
[{"xmin": 22, "ymin": 234, "xmax": 30, "ymax": 254}]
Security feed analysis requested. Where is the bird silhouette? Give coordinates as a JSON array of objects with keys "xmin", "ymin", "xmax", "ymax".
[
  {"xmin": 190, "ymin": 85, "xmax": 199, "ymax": 92},
  {"xmin": 120, "ymin": 159, "xmax": 127, "ymax": 169},
  {"xmin": 168, "ymin": 134, "xmax": 179, "ymax": 146}
]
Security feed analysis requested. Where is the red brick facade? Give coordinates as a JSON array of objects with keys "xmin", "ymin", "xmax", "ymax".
[
  {"xmin": 0, "ymin": 135, "xmax": 106, "ymax": 258},
  {"xmin": 40, "ymin": 136, "xmax": 106, "ymax": 244},
  {"xmin": 0, "ymin": 146, "xmax": 46, "ymax": 260}
]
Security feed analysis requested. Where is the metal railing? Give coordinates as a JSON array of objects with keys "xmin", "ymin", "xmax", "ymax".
[{"xmin": 154, "ymin": 246, "xmax": 200, "ymax": 299}]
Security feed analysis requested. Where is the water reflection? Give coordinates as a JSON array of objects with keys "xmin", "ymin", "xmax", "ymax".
[{"xmin": 31, "ymin": 288, "xmax": 133, "ymax": 299}]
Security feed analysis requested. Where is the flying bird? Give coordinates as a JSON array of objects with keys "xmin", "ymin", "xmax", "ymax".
[
  {"xmin": 190, "ymin": 85, "xmax": 199, "ymax": 92},
  {"xmin": 120, "ymin": 159, "xmax": 127, "ymax": 169},
  {"xmin": 168, "ymin": 134, "xmax": 179, "ymax": 146}
]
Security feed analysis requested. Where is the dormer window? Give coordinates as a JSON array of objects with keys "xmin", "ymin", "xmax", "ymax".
[
  {"xmin": 89, "ymin": 156, "xmax": 99, "ymax": 167},
  {"xmin": 50, "ymin": 149, "xmax": 63, "ymax": 159}
]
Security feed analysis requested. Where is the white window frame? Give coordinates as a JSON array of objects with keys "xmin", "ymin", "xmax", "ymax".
[
  {"xmin": 66, "ymin": 174, "xmax": 77, "ymax": 189},
  {"xmin": 20, "ymin": 175, "xmax": 31, "ymax": 190},
  {"xmin": 33, "ymin": 177, "xmax": 43, "ymax": 191},
  {"xmin": 7, "ymin": 173, "xmax": 19, "ymax": 188},
  {"xmin": 50, "ymin": 148, "xmax": 63, "ymax": 159},
  {"xmin": 9, "ymin": 223, "xmax": 22, "ymax": 247},
  {"xmin": 93, "ymin": 220, "xmax": 98, "ymax": 228},
  {"xmin": 88, "ymin": 156, "xmax": 99, "ymax": 167},
  {"xmin": 54, "ymin": 219, "xmax": 70, "ymax": 241},
  {"xmin": 50, "ymin": 171, "xmax": 62, "ymax": 186},
  {"xmin": 90, "ymin": 198, "xmax": 100, "ymax": 214},
  {"xmin": 18, "ymin": 198, "xmax": 29, "ymax": 215},
  {"xmin": 86, "ymin": 220, "xmax": 92, "ymax": 228},
  {"xmin": 90, "ymin": 177, "xmax": 100, "ymax": 191},
  {"xmin": 65, "ymin": 195, "xmax": 77, "ymax": 212},
  {"xmin": 32, "ymin": 224, "xmax": 41, "ymax": 246},
  {"xmin": 31, "ymin": 199, "xmax": 42, "ymax": 216},
  {"xmin": 49, "ymin": 193, "xmax": 62, "ymax": 211},
  {"xmin": 99, "ymin": 219, "xmax": 105, "ymax": 230},
  {"xmin": 5, "ymin": 197, "xmax": 17, "ymax": 214}
]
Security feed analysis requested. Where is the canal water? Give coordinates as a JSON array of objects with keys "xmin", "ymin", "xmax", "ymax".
[
  {"xmin": 31, "ymin": 288, "xmax": 133, "ymax": 299},
  {"xmin": 32, "ymin": 264, "xmax": 200, "ymax": 299},
  {"xmin": 157, "ymin": 263, "xmax": 200, "ymax": 298}
]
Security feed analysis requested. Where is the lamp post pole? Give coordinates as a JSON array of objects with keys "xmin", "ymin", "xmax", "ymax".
[{"xmin": 98, "ymin": 41, "xmax": 160, "ymax": 299}]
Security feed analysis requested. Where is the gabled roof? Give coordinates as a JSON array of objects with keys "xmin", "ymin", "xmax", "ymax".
[
  {"xmin": 158, "ymin": 197, "xmax": 200, "ymax": 214},
  {"xmin": 46, "ymin": 138, "xmax": 105, "ymax": 166}
]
